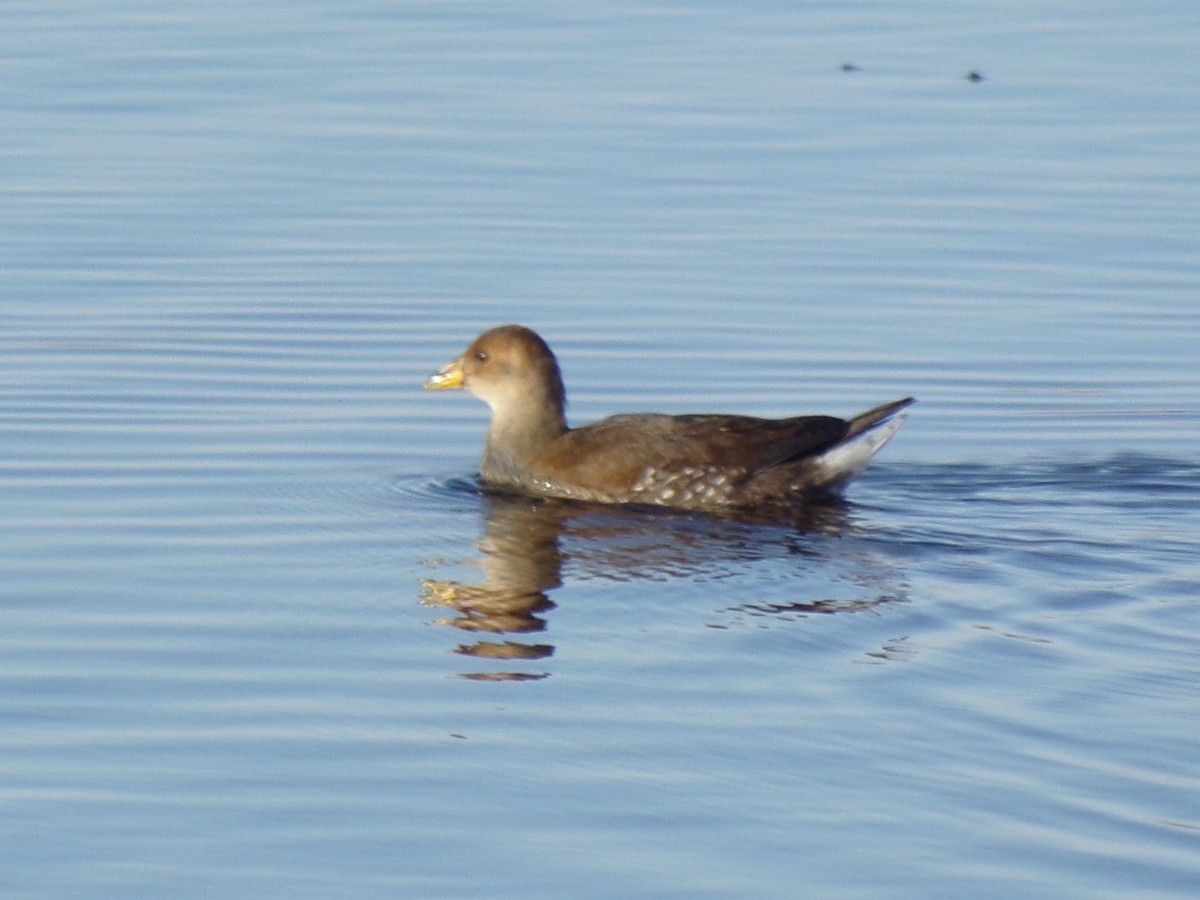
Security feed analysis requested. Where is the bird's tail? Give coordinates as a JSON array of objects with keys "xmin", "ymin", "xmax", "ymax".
[{"xmin": 845, "ymin": 397, "xmax": 915, "ymax": 439}]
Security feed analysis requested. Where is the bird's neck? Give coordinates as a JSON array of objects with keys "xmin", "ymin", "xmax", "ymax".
[{"xmin": 481, "ymin": 394, "xmax": 567, "ymax": 482}]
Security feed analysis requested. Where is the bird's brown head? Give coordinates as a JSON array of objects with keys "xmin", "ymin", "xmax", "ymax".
[{"xmin": 424, "ymin": 325, "xmax": 567, "ymax": 423}]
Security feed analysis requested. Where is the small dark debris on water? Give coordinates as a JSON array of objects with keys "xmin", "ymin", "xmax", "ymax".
[
  {"xmin": 965, "ymin": 70, "xmax": 985, "ymax": 82},
  {"xmin": 840, "ymin": 62, "xmax": 861, "ymax": 72}
]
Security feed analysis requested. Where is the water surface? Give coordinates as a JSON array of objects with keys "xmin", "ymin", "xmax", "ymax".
[{"xmin": 3, "ymin": 2, "xmax": 1199, "ymax": 898}]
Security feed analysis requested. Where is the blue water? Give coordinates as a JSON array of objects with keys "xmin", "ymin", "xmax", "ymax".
[{"xmin": 3, "ymin": 2, "xmax": 1199, "ymax": 898}]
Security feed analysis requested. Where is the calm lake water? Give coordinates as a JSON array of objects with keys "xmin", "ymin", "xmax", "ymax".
[{"xmin": 3, "ymin": 2, "xmax": 1199, "ymax": 897}]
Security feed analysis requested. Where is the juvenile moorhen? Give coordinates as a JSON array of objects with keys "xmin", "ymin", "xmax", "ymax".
[{"xmin": 425, "ymin": 325, "xmax": 913, "ymax": 511}]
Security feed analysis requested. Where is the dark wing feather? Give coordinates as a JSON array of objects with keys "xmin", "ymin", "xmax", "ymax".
[
  {"xmin": 664, "ymin": 414, "xmax": 849, "ymax": 471},
  {"xmin": 542, "ymin": 399, "xmax": 913, "ymax": 496},
  {"xmin": 547, "ymin": 413, "xmax": 849, "ymax": 490}
]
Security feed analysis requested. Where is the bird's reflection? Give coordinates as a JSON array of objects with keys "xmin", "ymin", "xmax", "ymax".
[
  {"xmin": 421, "ymin": 487, "xmax": 905, "ymax": 680},
  {"xmin": 421, "ymin": 492, "xmax": 566, "ymax": 680}
]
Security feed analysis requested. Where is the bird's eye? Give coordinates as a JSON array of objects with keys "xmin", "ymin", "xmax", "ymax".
[{"xmin": 474, "ymin": 350, "xmax": 488, "ymax": 363}]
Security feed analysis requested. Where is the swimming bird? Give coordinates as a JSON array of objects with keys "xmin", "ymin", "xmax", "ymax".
[{"xmin": 425, "ymin": 325, "xmax": 912, "ymax": 512}]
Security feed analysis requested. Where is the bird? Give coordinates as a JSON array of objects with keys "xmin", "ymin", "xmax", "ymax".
[{"xmin": 424, "ymin": 324, "xmax": 912, "ymax": 512}]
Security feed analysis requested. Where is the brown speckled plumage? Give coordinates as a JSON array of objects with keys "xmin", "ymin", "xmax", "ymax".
[{"xmin": 425, "ymin": 325, "xmax": 913, "ymax": 511}]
